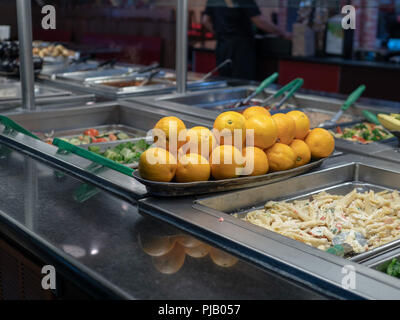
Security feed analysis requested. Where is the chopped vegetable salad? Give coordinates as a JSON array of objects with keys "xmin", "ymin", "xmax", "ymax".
[{"xmin": 331, "ymin": 122, "xmax": 393, "ymax": 144}]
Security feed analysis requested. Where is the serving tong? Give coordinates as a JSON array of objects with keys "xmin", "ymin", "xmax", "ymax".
[
  {"xmin": 257, "ymin": 78, "xmax": 304, "ymax": 110},
  {"xmin": 200, "ymin": 59, "xmax": 232, "ymax": 81},
  {"xmin": 319, "ymin": 85, "xmax": 366, "ymax": 128},
  {"xmin": 327, "ymin": 231, "xmax": 368, "ymax": 258},
  {"xmin": 232, "ymin": 72, "xmax": 279, "ymax": 108}
]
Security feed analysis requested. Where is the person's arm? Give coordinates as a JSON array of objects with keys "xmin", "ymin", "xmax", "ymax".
[
  {"xmin": 202, "ymin": 14, "xmax": 214, "ymax": 34},
  {"xmin": 251, "ymin": 15, "xmax": 291, "ymax": 40}
]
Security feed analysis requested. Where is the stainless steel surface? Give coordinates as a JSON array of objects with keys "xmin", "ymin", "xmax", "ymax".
[
  {"xmin": 0, "ymin": 82, "xmax": 95, "ymax": 113},
  {"xmin": 6, "ymin": 101, "xmax": 212, "ymax": 134},
  {"xmin": 41, "ymin": 61, "xmax": 100, "ymax": 78},
  {"xmin": 362, "ymin": 247, "xmax": 400, "ymax": 269},
  {"xmin": 16, "ymin": 0, "xmax": 35, "ymax": 111},
  {"xmin": 56, "ymin": 66, "xmax": 137, "ymax": 82},
  {"xmin": 0, "ymin": 83, "xmax": 72, "ymax": 101},
  {"xmin": 371, "ymin": 148, "xmax": 400, "ymax": 164},
  {"xmin": 138, "ymin": 154, "xmax": 400, "ymax": 299},
  {"xmin": 133, "ymin": 157, "xmax": 326, "ymax": 197},
  {"xmin": 176, "ymin": 0, "xmax": 188, "ymax": 94},
  {"xmin": 319, "ymin": 109, "xmax": 344, "ymax": 128}
]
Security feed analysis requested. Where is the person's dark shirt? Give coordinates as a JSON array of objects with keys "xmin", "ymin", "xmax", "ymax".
[{"xmin": 204, "ymin": 0, "xmax": 261, "ymax": 39}]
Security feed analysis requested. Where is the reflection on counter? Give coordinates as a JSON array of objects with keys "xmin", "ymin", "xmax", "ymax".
[{"xmin": 140, "ymin": 233, "xmax": 238, "ymax": 275}]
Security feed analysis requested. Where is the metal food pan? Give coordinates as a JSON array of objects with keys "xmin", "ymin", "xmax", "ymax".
[
  {"xmin": 194, "ymin": 162, "xmax": 400, "ymax": 263},
  {"xmin": 330, "ymin": 122, "xmax": 398, "ymax": 146},
  {"xmin": 80, "ymin": 136, "xmax": 153, "ymax": 169},
  {"xmin": 87, "ymin": 74, "xmax": 172, "ymax": 93},
  {"xmin": 56, "ymin": 66, "xmax": 138, "ymax": 82},
  {"xmin": 34, "ymin": 124, "xmax": 147, "ymax": 142},
  {"xmin": 362, "ymin": 245, "xmax": 400, "ymax": 268},
  {"xmin": 158, "ymin": 87, "xmax": 271, "ymax": 110}
]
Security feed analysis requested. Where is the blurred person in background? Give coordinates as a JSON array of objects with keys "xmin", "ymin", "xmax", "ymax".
[{"xmin": 202, "ymin": 0, "xmax": 291, "ymax": 80}]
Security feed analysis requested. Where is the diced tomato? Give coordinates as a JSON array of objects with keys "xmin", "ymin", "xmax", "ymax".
[
  {"xmin": 336, "ymin": 126, "xmax": 342, "ymax": 134},
  {"xmin": 92, "ymin": 138, "xmax": 108, "ymax": 143},
  {"xmin": 84, "ymin": 128, "xmax": 99, "ymax": 137},
  {"xmin": 352, "ymin": 135, "xmax": 367, "ymax": 144},
  {"xmin": 108, "ymin": 133, "xmax": 117, "ymax": 141}
]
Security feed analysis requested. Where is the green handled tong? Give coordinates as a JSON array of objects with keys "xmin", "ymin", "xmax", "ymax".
[
  {"xmin": 233, "ymin": 72, "xmax": 279, "ymax": 108},
  {"xmin": 319, "ymin": 85, "xmax": 366, "ymax": 128},
  {"xmin": 52, "ymin": 138, "xmax": 135, "ymax": 177},
  {"xmin": 258, "ymin": 78, "xmax": 304, "ymax": 109},
  {"xmin": 0, "ymin": 115, "xmax": 40, "ymax": 140}
]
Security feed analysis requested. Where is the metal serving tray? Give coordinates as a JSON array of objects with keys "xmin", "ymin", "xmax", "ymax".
[
  {"xmin": 331, "ymin": 122, "xmax": 399, "ymax": 147},
  {"xmin": 194, "ymin": 162, "xmax": 400, "ymax": 263},
  {"xmin": 133, "ymin": 157, "xmax": 326, "ymax": 197},
  {"xmin": 80, "ymin": 136, "xmax": 153, "ymax": 169},
  {"xmin": 55, "ymin": 66, "xmax": 137, "ymax": 82},
  {"xmin": 0, "ymin": 82, "xmax": 72, "ymax": 101},
  {"xmin": 40, "ymin": 61, "xmax": 102, "ymax": 78}
]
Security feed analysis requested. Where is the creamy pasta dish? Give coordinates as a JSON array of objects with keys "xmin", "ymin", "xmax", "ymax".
[{"xmin": 240, "ymin": 189, "xmax": 400, "ymax": 253}]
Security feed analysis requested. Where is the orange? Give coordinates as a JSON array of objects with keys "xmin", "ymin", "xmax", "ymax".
[
  {"xmin": 210, "ymin": 247, "xmax": 239, "ymax": 268},
  {"xmin": 305, "ymin": 128, "xmax": 335, "ymax": 159},
  {"xmin": 242, "ymin": 106, "xmax": 271, "ymax": 120},
  {"xmin": 290, "ymin": 139, "xmax": 311, "ymax": 167},
  {"xmin": 180, "ymin": 126, "xmax": 217, "ymax": 159},
  {"xmin": 139, "ymin": 147, "xmax": 177, "ymax": 182},
  {"xmin": 287, "ymin": 110, "xmax": 310, "ymax": 140},
  {"xmin": 242, "ymin": 146, "xmax": 269, "ymax": 176},
  {"xmin": 265, "ymin": 143, "xmax": 296, "ymax": 172},
  {"xmin": 153, "ymin": 116, "xmax": 187, "ymax": 155},
  {"xmin": 272, "ymin": 113, "xmax": 296, "ymax": 145},
  {"xmin": 213, "ymin": 111, "xmax": 246, "ymax": 146},
  {"xmin": 245, "ymin": 114, "xmax": 278, "ymax": 149},
  {"xmin": 209, "ymin": 145, "xmax": 245, "ymax": 180},
  {"xmin": 175, "ymin": 153, "xmax": 211, "ymax": 183}
]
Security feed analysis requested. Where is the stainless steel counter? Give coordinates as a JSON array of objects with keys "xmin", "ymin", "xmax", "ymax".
[{"xmin": 0, "ymin": 143, "xmax": 326, "ymax": 299}]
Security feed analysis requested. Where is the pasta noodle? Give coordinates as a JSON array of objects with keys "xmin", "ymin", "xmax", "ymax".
[{"xmin": 239, "ymin": 189, "xmax": 400, "ymax": 253}]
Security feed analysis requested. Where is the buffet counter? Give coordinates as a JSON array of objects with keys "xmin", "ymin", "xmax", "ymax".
[
  {"xmin": 0, "ymin": 143, "xmax": 326, "ymax": 300},
  {"xmin": 1, "ymin": 80, "xmax": 400, "ymax": 300}
]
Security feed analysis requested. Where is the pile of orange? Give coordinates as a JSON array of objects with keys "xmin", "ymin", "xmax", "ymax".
[{"xmin": 138, "ymin": 107, "xmax": 335, "ymax": 183}]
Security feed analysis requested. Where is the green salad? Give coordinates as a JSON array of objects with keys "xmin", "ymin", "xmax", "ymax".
[
  {"xmin": 332, "ymin": 122, "xmax": 394, "ymax": 144},
  {"xmin": 88, "ymin": 140, "xmax": 150, "ymax": 165},
  {"xmin": 385, "ymin": 258, "xmax": 400, "ymax": 278}
]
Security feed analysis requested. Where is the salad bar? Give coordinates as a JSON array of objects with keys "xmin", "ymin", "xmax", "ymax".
[
  {"xmin": 2, "ymin": 73, "xmax": 400, "ymax": 300},
  {"xmin": 3, "ymin": 0, "xmax": 400, "ymax": 302}
]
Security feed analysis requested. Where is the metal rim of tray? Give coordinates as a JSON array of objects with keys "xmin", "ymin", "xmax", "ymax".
[{"xmin": 133, "ymin": 157, "xmax": 326, "ymax": 197}]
